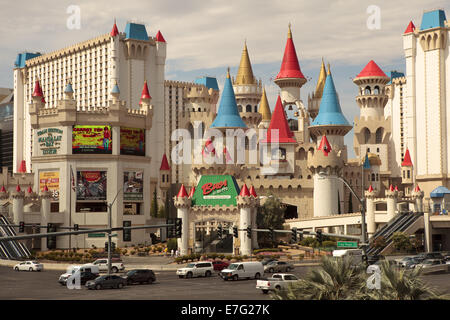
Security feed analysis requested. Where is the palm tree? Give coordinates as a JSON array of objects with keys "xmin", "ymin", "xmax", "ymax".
[{"xmin": 272, "ymin": 256, "xmax": 366, "ymax": 300}]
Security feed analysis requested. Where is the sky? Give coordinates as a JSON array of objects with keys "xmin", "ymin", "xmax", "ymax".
[{"xmin": 0, "ymin": 0, "xmax": 449, "ymax": 158}]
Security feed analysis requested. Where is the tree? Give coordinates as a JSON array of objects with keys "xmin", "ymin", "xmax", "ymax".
[
  {"xmin": 373, "ymin": 236, "xmax": 387, "ymax": 250},
  {"xmin": 256, "ymin": 194, "xmax": 286, "ymax": 247},
  {"xmin": 158, "ymin": 204, "xmax": 166, "ymax": 218},
  {"xmin": 392, "ymin": 232, "xmax": 412, "ymax": 252},
  {"xmin": 348, "ymin": 192, "xmax": 353, "ymax": 213},
  {"xmin": 150, "ymin": 189, "xmax": 158, "ymax": 218}
]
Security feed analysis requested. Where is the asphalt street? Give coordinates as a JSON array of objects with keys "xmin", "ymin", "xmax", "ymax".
[{"xmin": 0, "ymin": 266, "xmax": 448, "ymax": 300}]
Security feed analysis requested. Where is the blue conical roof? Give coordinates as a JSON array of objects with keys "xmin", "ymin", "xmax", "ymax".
[
  {"xmin": 311, "ymin": 71, "xmax": 350, "ymax": 127},
  {"xmin": 111, "ymin": 83, "xmax": 120, "ymax": 94},
  {"xmin": 64, "ymin": 83, "xmax": 73, "ymax": 93},
  {"xmin": 211, "ymin": 71, "xmax": 247, "ymax": 129}
]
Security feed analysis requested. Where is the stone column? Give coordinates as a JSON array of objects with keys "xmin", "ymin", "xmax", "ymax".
[
  {"xmin": 40, "ymin": 187, "xmax": 52, "ymax": 251},
  {"xmin": 174, "ymin": 185, "xmax": 191, "ymax": 256},
  {"xmin": 385, "ymin": 188, "xmax": 398, "ymax": 221},
  {"xmin": 365, "ymin": 187, "xmax": 377, "ymax": 238},
  {"xmin": 237, "ymin": 192, "xmax": 256, "ymax": 256},
  {"xmin": 11, "ymin": 185, "xmax": 25, "ymax": 226}
]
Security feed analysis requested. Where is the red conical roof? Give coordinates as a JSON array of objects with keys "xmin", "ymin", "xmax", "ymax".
[
  {"xmin": 177, "ymin": 184, "xmax": 188, "ymax": 198},
  {"xmin": 356, "ymin": 60, "xmax": 388, "ymax": 78},
  {"xmin": 414, "ymin": 185, "xmax": 421, "ymax": 192},
  {"xmin": 249, "ymin": 186, "xmax": 257, "ymax": 198},
  {"xmin": 262, "ymin": 95, "xmax": 296, "ymax": 143},
  {"xmin": 389, "ymin": 184, "xmax": 394, "ymax": 191},
  {"xmin": 318, "ymin": 135, "xmax": 332, "ymax": 156},
  {"xmin": 139, "ymin": 80, "xmax": 151, "ymax": 104},
  {"xmin": 0, "ymin": 185, "xmax": 6, "ymax": 193},
  {"xmin": 368, "ymin": 185, "xmax": 374, "ymax": 192},
  {"xmin": 32, "ymin": 80, "xmax": 43, "ymax": 97},
  {"xmin": 401, "ymin": 149, "xmax": 413, "ymax": 166},
  {"xmin": 110, "ymin": 20, "xmax": 119, "ymax": 37},
  {"xmin": 275, "ymin": 26, "xmax": 305, "ymax": 80},
  {"xmin": 18, "ymin": 160, "xmax": 26, "ymax": 173},
  {"xmin": 239, "ymin": 184, "xmax": 250, "ymax": 197},
  {"xmin": 160, "ymin": 154, "xmax": 170, "ymax": 170},
  {"xmin": 16, "ymin": 184, "xmax": 21, "ymax": 192},
  {"xmin": 394, "ymin": 185, "xmax": 399, "ymax": 191},
  {"xmin": 43, "ymin": 185, "xmax": 48, "ymax": 192},
  {"xmin": 155, "ymin": 30, "xmax": 166, "ymax": 42},
  {"xmin": 188, "ymin": 186, "xmax": 195, "ymax": 198},
  {"xmin": 404, "ymin": 21, "xmax": 415, "ymax": 34},
  {"xmin": 27, "ymin": 186, "xmax": 33, "ymax": 193}
]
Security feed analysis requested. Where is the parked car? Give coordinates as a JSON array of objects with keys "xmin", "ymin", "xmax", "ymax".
[
  {"xmin": 177, "ymin": 262, "xmax": 214, "ymax": 278},
  {"xmin": 210, "ymin": 260, "xmax": 229, "ymax": 271},
  {"xmin": 261, "ymin": 258, "xmax": 278, "ymax": 266},
  {"xmin": 444, "ymin": 255, "xmax": 450, "ymax": 265},
  {"xmin": 332, "ymin": 249, "xmax": 363, "ymax": 266},
  {"xmin": 415, "ymin": 252, "xmax": 444, "ymax": 263},
  {"xmin": 58, "ymin": 265, "xmax": 100, "ymax": 285},
  {"xmin": 86, "ymin": 275, "xmax": 127, "ymax": 290},
  {"xmin": 264, "ymin": 261, "xmax": 294, "ymax": 273},
  {"xmin": 91, "ymin": 259, "xmax": 125, "ymax": 273},
  {"xmin": 416, "ymin": 259, "xmax": 449, "ymax": 274},
  {"xmin": 256, "ymin": 273, "xmax": 300, "ymax": 294},
  {"xmin": 123, "ymin": 269, "xmax": 156, "ymax": 285},
  {"xmin": 13, "ymin": 261, "xmax": 43, "ymax": 272},
  {"xmin": 220, "ymin": 262, "xmax": 264, "ymax": 281}
]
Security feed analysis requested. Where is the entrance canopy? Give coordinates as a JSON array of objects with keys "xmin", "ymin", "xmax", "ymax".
[{"xmin": 191, "ymin": 175, "xmax": 240, "ymax": 207}]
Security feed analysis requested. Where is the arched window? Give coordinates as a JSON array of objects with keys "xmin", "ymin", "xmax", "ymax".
[
  {"xmin": 364, "ymin": 86, "xmax": 371, "ymax": 95},
  {"xmin": 272, "ymin": 147, "xmax": 286, "ymax": 160},
  {"xmin": 288, "ymin": 119, "xmax": 298, "ymax": 132},
  {"xmin": 298, "ymin": 148, "xmax": 306, "ymax": 160},
  {"xmin": 238, "ymin": 105, "xmax": 243, "ymax": 112},
  {"xmin": 364, "ymin": 128, "xmax": 371, "ymax": 144},
  {"xmin": 371, "ymin": 173, "xmax": 375, "ymax": 181},
  {"xmin": 254, "ymin": 106, "xmax": 258, "ymax": 112},
  {"xmin": 375, "ymin": 128, "xmax": 383, "ymax": 144},
  {"xmin": 246, "ymin": 105, "xmax": 252, "ymax": 112},
  {"xmin": 374, "ymin": 86, "xmax": 380, "ymax": 95}
]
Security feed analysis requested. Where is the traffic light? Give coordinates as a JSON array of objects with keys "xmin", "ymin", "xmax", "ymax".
[
  {"xmin": 291, "ymin": 227, "xmax": 297, "ymax": 242},
  {"xmin": 316, "ymin": 230, "xmax": 323, "ymax": 245},
  {"xmin": 19, "ymin": 221, "xmax": 25, "ymax": 233},
  {"xmin": 166, "ymin": 218, "xmax": 175, "ymax": 238},
  {"xmin": 246, "ymin": 226, "xmax": 252, "ymax": 239},
  {"xmin": 111, "ymin": 242, "xmax": 116, "ymax": 252},
  {"xmin": 123, "ymin": 221, "xmax": 131, "ymax": 242},
  {"xmin": 105, "ymin": 242, "xmax": 108, "ymax": 251},
  {"xmin": 175, "ymin": 218, "xmax": 182, "ymax": 238},
  {"xmin": 74, "ymin": 224, "xmax": 79, "ymax": 231},
  {"xmin": 233, "ymin": 226, "xmax": 238, "ymax": 238},
  {"xmin": 47, "ymin": 223, "xmax": 56, "ymax": 249},
  {"xmin": 268, "ymin": 228, "xmax": 274, "ymax": 242},
  {"xmin": 217, "ymin": 225, "xmax": 223, "ymax": 238}
]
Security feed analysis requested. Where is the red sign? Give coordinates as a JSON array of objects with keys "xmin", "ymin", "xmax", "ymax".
[{"xmin": 202, "ymin": 179, "xmax": 228, "ymax": 195}]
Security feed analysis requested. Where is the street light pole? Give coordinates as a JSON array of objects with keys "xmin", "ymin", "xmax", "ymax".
[{"xmin": 318, "ymin": 172, "xmax": 368, "ymax": 258}]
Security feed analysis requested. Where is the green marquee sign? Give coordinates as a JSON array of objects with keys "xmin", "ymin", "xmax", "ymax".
[
  {"xmin": 191, "ymin": 175, "xmax": 241, "ymax": 207},
  {"xmin": 337, "ymin": 241, "xmax": 358, "ymax": 248}
]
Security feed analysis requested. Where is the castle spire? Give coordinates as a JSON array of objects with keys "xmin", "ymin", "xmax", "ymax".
[
  {"xmin": 275, "ymin": 24, "xmax": 305, "ymax": 80},
  {"xmin": 314, "ymin": 59, "xmax": 327, "ymax": 98},
  {"xmin": 235, "ymin": 41, "xmax": 255, "ymax": 85},
  {"xmin": 110, "ymin": 18, "xmax": 119, "ymax": 37},
  {"xmin": 258, "ymin": 88, "xmax": 271, "ymax": 121},
  {"xmin": 262, "ymin": 95, "xmax": 296, "ymax": 143}
]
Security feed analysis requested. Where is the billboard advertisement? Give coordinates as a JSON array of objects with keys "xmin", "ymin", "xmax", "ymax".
[
  {"xmin": 120, "ymin": 127, "xmax": 145, "ymax": 156},
  {"xmin": 76, "ymin": 171, "xmax": 107, "ymax": 200},
  {"xmin": 123, "ymin": 171, "xmax": 143, "ymax": 200},
  {"xmin": 36, "ymin": 128, "xmax": 63, "ymax": 156},
  {"xmin": 191, "ymin": 175, "xmax": 240, "ymax": 207},
  {"xmin": 39, "ymin": 171, "xmax": 60, "ymax": 200},
  {"xmin": 72, "ymin": 126, "xmax": 112, "ymax": 154}
]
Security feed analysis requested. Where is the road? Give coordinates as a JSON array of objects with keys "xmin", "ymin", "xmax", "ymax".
[{"xmin": 0, "ymin": 266, "xmax": 448, "ymax": 300}]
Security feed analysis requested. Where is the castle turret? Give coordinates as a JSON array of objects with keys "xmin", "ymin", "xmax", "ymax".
[
  {"xmin": 237, "ymin": 184, "xmax": 257, "ymax": 256},
  {"xmin": 232, "ymin": 42, "xmax": 262, "ymax": 128},
  {"xmin": 401, "ymin": 148, "xmax": 413, "ymax": 192},
  {"xmin": 109, "ymin": 19, "xmax": 120, "ymax": 97},
  {"xmin": 174, "ymin": 184, "xmax": 190, "ymax": 255},
  {"xmin": 258, "ymin": 88, "xmax": 271, "ymax": 129},
  {"xmin": 308, "ymin": 59, "xmax": 326, "ymax": 120},
  {"xmin": 159, "ymin": 153, "xmax": 171, "ymax": 200},
  {"xmin": 365, "ymin": 185, "xmax": 377, "ymax": 238},
  {"xmin": 274, "ymin": 24, "xmax": 307, "ymax": 105}
]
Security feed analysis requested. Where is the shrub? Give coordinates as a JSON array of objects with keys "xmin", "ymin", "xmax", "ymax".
[
  {"xmin": 218, "ymin": 254, "xmax": 225, "ymax": 259},
  {"xmin": 298, "ymin": 254, "xmax": 305, "ymax": 260},
  {"xmin": 174, "ymin": 257, "xmax": 183, "ymax": 264},
  {"xmin": 322, "ymin": 240, "xmax": 336, "ymax": 248},
  {"xmin": 167, "ymin": 238, "xmax": 178, "ymax": 252},
  {"xmin": 130, "ymin": 250, "xmax": 136, "ymax": 255},
  {"xmin": 225, "ymin": 255, "xmax": 233, "ymax": 261},
  {"xmin": 253, "ymin": 248, "xmax": 280, "ymax": 254},
  {"xmin": 256, "ymin": 255, "xmax": 264, "ymax": 261}
]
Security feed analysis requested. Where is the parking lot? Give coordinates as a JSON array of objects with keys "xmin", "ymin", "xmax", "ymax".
[{"xmin": 0, "ymin": 265, "xmax": 449, "ymax": 300}]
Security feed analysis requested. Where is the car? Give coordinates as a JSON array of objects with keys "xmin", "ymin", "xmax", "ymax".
[
  {"xmin": 58, "ymin": 265, "xmax": 100, "ymax": 285},
  {"xmin": 261, "ymin": 258, "xmax": 278, "ymax": 266},
  {"xmin": 415, "ymin": 252, "xmax": 444, "ymax": 263},
  {"xmin": 177, "ymin": 262, "xmax": 214, "ymax": 278},
  {"xmin": 444, "ymin": 255, "xmax": 450, "ymax": 265},
  {"xmin": 416, "ymin": 259, "xmax": 449, "ymax": 274},
  {"xmin": 210, "ymin": 260, "xmax": 229, "ymax": 271},
  {"xmin": 13, "ymin": 261, "xmax": 43, "ymax": 272},
  {"xmin": 256, "ymin": 273, "xmax": 300, "ymax": 294},
  {"xmin": 123, "ymin": 269, "xmax": 156, "ymax": 285},
  {"xmin": 220, "ymin": 262, "xmax": 264, "ymax": 281},
  {"xmin": 91, "ymin": 259, "xmax": 125, "ymax": 273},
  {"xmin": 264, "ymin": 261, "xmax": 294, "ymax": 273},
  {"xmin": 86, "ymin": 275, "xmax": 127, "ymax": 290}
]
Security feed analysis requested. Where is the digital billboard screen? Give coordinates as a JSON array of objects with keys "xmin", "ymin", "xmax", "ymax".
[
  {"xmin": 76, "ymin": 171, "xmax": 107, "ymax": 201},
  {"xmin": 72, "ymin": 125, "xmax": 112, "ymax": 154},
  {"xmin": 120, "ymin": 127, "xmax": 145, "ymax": 156}
]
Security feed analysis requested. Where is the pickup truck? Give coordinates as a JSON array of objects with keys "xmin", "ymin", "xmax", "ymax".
[
  {"xmin": 91, "ymin": 259, "xmax": 125, "ymax": 273},
  {"xmin": 256, "ymin": 273, "xmax": 300, "ymax": 294}
]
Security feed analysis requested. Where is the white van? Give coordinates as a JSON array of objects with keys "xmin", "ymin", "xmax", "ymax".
[
  {"xmin": 332, "ymin": 249, "xmax": 363, "ymax": 266},
  {"xmin": 220, "ymin": 261, "xmax": 264, "ymax": 281}
]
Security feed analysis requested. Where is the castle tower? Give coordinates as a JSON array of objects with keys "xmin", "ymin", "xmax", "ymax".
[
  {"xmin": 159, "ymin": 153, "xmax": 171, "ymax": 200},
  {"xmin": 274, "ymin": 24, "xmax": 307, "ymax": 105},
  {"xmin": 260, "ymin": 95, "xmax": 296, "ymax": 175},
  {"xmin": 174, "ymin": 184, "xmax": 190, "ymax": 255},
  {"xmin": 365, "ymin": 185, "xmax": 377, "ymax": 238},
  {"xmin": 403, "ymin": 9, "xmax": 450, "ymax": 195},
  {"xmin": 258, "ymin": 88, "xmax": 271, "ymax": 129},
  {"xmin": 237, "ymin": 184, "xmax": 257, "ymax": 256},
  {"xmin": 109, "ymin": 20, "xmax": 120, "ymax": 98},
  {"xmin": 353, "ymin": 60, "xmax": 391, "ymax": 176},
  {"xmin": 308, "ymin": 65, "xmax": 351, "ymax": 217},
  {"xmin": 308, "ymin": 59, "xmax": 327, "ymax": 120},
  {"xmin": 401, "ymin": 148, "xmax": 413, "ymax": 194},
  {"xmin": 232, "ymin": 42, "xmax": 262, "ymax": 128}
]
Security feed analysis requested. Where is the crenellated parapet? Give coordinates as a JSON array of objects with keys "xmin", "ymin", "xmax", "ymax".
[
  {"xmin": 174, "ymin": 196, "xmax": 191, "ymax": 209},
  {"xmin": 307, "ymin": 149, "xmax": 344, "ymax": 174}
]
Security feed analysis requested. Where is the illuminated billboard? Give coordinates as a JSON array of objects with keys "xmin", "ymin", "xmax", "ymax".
[
  {"xmin": 76, "ymin": 171, "xmax": 107, "ymax": 200},
  {"xmin": 39, "ymin": 171, "xmax": 60, "ymax": 200},
  {"xmin": 72, "ymin": 125, "xmax": 112, "ymax": 154},
  {"xmin": 123, "ymin": 171, "xmax": 143, "ymax": 200},
  {"xmin": 120, "ymin": 127, "xmax": 145, "ymax": 156}
]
